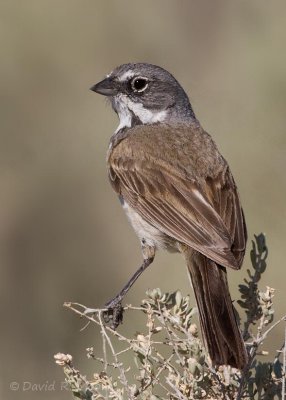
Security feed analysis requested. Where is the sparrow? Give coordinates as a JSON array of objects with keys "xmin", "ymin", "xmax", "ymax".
[{"xmin": 90, "ymin": 63, "xmax": 248, "ymax": 369}]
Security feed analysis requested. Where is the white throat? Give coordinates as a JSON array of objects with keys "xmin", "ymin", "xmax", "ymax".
[{"xmin": 114, "ymin": 94, "xmax": 167, "ymax": 133}]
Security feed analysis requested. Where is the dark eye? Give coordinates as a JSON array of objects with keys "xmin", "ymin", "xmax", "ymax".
[{"xmin": 131, "ymin": 77, "xmax": 148, "ymax": 92}]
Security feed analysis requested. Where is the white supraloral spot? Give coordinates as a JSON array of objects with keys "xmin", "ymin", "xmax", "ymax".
[{"xmin": 118, "ymin": 71, "xmax": 135, "ymax": 82}]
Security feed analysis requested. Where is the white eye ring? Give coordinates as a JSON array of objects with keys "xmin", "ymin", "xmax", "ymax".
[{"xmin": 131, "ymin": 77, "xmax": 148, "ymax": 93}]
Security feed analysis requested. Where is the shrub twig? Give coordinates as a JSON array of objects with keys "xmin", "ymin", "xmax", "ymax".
[{"xmin": 55, "ymin": 234, "xmax": 285, "ymax": 399}]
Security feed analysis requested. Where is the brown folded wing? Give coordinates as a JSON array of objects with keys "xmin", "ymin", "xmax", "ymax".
[{"xmin": 108, "ymin": 124, "xmax": 246, "ymax": 269}]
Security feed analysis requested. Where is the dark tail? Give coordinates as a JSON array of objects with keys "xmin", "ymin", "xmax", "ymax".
[{"xmin": 184, "ymin": 248, "xmax": 248, "ymax": 369}]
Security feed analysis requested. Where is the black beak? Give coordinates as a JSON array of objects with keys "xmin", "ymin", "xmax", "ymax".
[{"xmin": 90, "ymin": 77, "xmax": 118, "ymax": 96}]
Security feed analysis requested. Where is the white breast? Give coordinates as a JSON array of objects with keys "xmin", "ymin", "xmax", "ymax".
[{"xmin": 121, "ymin": 199, "xmax": 177, "ymax": 252}]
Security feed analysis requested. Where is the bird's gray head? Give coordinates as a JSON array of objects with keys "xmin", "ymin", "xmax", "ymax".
[{"xmin": 91, "ymin": 63, "xmax": 196, "ymax": 132}]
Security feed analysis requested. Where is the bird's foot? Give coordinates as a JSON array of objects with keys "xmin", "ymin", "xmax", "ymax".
[
  {"xmin": 82, "ymin": 297, "xmax": 124, "ymax": 329},
  {"xmin": 103, "ymin": 296, "xmax": 124, "ymax": 330}
]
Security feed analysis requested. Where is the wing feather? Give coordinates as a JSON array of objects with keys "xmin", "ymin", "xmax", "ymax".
[{"xmin": 108, "ymin": 124, "xmax": 246, "ymax": 269}]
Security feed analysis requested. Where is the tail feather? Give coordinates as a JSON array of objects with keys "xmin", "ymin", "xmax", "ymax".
[{"xmin": 184, "ymin": 248, "xmax": 248, "ymax": 369}]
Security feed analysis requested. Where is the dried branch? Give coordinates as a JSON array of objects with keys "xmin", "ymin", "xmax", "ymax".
[{"xmin": 55, "ymin": 234, "xmax": 285, "ymax": 399}]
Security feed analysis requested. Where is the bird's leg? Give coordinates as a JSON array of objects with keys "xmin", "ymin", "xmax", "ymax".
[
  {"xmin": 105, "ymin": 257, "xmax": 155, "ymax": 308},
  {"xmin": 103, "ymin": 245, "xmax": 155, "ymax": 329}
]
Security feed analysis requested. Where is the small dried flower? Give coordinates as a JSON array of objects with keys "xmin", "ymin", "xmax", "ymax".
[{"xmin": 54, "ymin": 353, "xmax": 73, "ymax": 366}]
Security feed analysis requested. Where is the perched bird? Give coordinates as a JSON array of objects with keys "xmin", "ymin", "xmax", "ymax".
[{"xmin": 91, "ymin": 63, "xmax": 248, "ymax": 369}]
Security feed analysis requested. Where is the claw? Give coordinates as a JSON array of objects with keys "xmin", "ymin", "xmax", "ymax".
[
  {"xmin": 81, "ymin": 301, "xmax": 124, "ymax": 329},
  {"xmin": 103, "ymin": 301, "xmax": 124, "ymax": 330}
]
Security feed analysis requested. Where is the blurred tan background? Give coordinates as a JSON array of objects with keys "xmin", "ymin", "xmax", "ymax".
[{"xmin": 0, "ymin": 1, "xmax": 286, "ymax": 398}]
